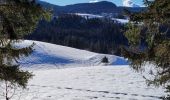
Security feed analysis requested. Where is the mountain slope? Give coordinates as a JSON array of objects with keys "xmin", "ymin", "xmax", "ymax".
[
  {"xmin": 38, "ymin": 1, "xmax": 145, "ymax": 16},
  {"xmin": 1, "ymin": 40, "xmax": 165, "ymax": 100},
  {"xmin": 15, "ymin": 40, "xmax": 128, "ymax": 68},
  {"xmin": 63, "ymin": 1, "xmax": 119, "ymax": 14}
]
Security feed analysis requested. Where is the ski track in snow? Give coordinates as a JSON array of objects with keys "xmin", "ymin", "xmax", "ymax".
[{"xmin": 0, "ymin": 40, "xmax": 166, "ymax": 100}]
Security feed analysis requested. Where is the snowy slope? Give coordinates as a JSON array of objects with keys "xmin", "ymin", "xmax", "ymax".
[
  {"xmin": 75, "ymin": 13, "xmax": 103, "ymax": 19},
  {"xmin": 0, "ymin": 66, "xmax": 166, "ymax": 100},
  {"xmin": 75, "ymin": 13, "xmax": 129, "ymax": 24},
  {"xmin": 0, "ymin": 40, "xmax": 165, "ymax": 100},
  {"xmin": 15, "ymin": 40, "xmax": 128, "ymax": 68},
  {"xmin": 111, "ymin": 18, "xmax": 129, "ymax": 24}
]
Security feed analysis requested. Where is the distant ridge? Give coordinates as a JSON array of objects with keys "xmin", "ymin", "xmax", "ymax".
[
  {"xmin": 38, "ymin": 1, "xmax": 145, "ymax": 16},
  {"xmin": 63, "ymin": 1, "xmax": 118, "ymax": 14}
]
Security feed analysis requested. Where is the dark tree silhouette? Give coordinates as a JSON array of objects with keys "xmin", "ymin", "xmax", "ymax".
[
  {"xmin": 122, "ymin": 0, "xmax": 170, "ymax": 99},
  {"xmin": 0, "ymin": 0, "xmax": 50, "ymax": 100}
]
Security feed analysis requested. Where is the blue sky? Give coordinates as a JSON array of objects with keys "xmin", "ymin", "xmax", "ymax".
[{"xmin": 41, "ymin": 0, "xmax": 144, "ymax": 7}]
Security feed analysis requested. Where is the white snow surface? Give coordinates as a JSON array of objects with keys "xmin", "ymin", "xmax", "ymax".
[
  {"xmin": 15, "ymin": 40, "xmax": 128, "ymax": 68},
  {"xmin": 0, "ymin": 40, "xmax": 166, "ymax": 100},
  {"xmin": 0, "ymin": 66, "xmax": 166, "ymax": 100},
  {"xmin": 111, "ymin": 18, "xmax": 129, "ymax": 24},
  {"xmin": 75, "ymin": 13, "xmax": 129, "ymax": 24},
  {"xmin": 75, "ymin": 13, "xmax": 103, "ymax": 19}
]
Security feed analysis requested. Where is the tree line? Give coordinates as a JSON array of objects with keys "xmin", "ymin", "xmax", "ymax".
[{"xmin": 26, "ymin": 14, "xmax": 128, "ymax": 55}]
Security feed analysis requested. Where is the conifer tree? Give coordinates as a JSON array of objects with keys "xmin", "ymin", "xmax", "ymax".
[
  {"xmin": 122, "ymin": 0, "xmax": 170, "ymax": 99},
  {"xmin": 0, "ymin": 0, "xmax": 50, "ymax": 99},
  {"xmin": 101, "ymin": 56, "xmax": 109, "ymax": 64}
]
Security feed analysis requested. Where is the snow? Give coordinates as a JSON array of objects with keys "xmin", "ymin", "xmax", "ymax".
[
  {"xmin": 75, "ymin": 13, "xmax": 103, "ymax": 19},
  {"xmin": 0, "ymin": 40, "xmax": 166, "ymax": 100},
  {"xmin": 15, "ymin": 40, "xmax": 128, "ymax": 68},
  {"xmin": 75, "ymin": 13, "xmax": 129, "ymax": 24},
  {"xmin": 111, "ymin": 18, "xmax": 129, "ymax": 24},
  {"xmin": 0, "ymin": 66, "xmax": 166, "ymax": 100}
]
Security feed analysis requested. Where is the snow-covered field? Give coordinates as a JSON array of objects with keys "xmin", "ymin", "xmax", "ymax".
[{"xmin": 0, "ymin": 40, "xmax": 166, "ymax": 100}]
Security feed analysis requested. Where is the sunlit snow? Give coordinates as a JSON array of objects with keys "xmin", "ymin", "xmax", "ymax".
[{"xmin": 0, "ymin": 40, "xmax": 166, "ymax": 100}]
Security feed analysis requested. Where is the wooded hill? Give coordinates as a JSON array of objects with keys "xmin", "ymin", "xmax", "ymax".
[{"xmin": 25, "ymin": 14, "xmax": 128, "ymax": 55}]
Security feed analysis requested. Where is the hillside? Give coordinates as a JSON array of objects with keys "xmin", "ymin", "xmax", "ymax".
[
  {"xmin": 27, "ymin": 1, "xmax": 145, "ymax": 56},
  {"xmin": 26, "ymin": 14, "xmax": 128, "ymax": 55},
  {"xmin": 61, "ymin": 1, "xmax": 119, "ymax": 14},
  {"xmin": 1, "ymin": 40, "xmax": 165, "ymax": 100},
  {"xmin": 16, "ymin": 40, "xmax": 128, "ymax": 68},
  {"xmin": 38, "ymin": 1, "xmax": 145, "ymax": 17}
]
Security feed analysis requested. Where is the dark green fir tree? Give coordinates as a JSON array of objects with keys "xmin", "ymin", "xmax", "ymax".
[
  {"xmin": 0, "ymin": 0, "xmax": 51, "ymax": 100},
  {"xmin": 101, "ymin": 56, "xmax": 109, "ymax": 64},
  {"xmin": 122, "ymin": 0, "xmax": 170, "ymax": 99}
]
